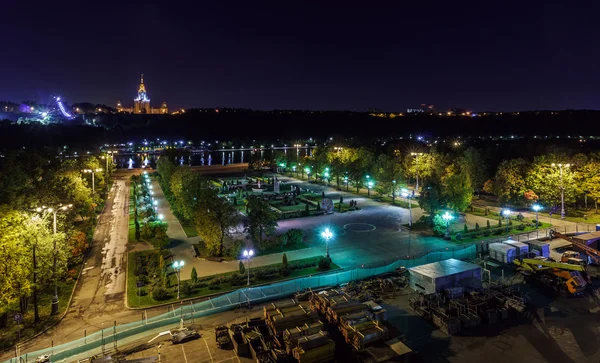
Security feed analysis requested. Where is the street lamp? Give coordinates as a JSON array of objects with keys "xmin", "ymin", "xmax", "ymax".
[
  {"xmin": 392, "ymin": 180, "xmax": 397, "ymax": 204},
  {"xmin": 323, "ymin": 169, "xmax": 330, "ymax": 186},
  {"xmin": 158, "ymin": 214, "xmax": 164, "ymax": 220},
  {"xmin": 321, "ymin": 228, "xmax": 333, "ymax": 259},
  {"xmin": 101, "ymin": 150, "xmax": 117, "ymax": 182},
  {"xmin": 502, "ymin": 209, "xmax": 511, "ymax": 233},
  {"xmin": 344, "ymin": 175, "xmax": 349, "ymax": 192},
  {"xmin": 532, "ymin": 204, "xmax": 542, "ymax": 228},
  {"xmin": 411, "ymin": 152, "xmax": 424, "ymax": 192},
  {"xmin": 442, "ymin": 212, "xmax": 453, "ymax": 238},
  {"xmin": 367, "ymin": 181, "xmax": 373, "ymax": 197},
  {"xmin": 551, "ymin": 163, "xmax": 570, "ymax": 219},
  {"xmin": 82, "ymin": 168, "xmax": 103, "ymax": 196},
  {"xmin": 173, "ymin": 260, "xmax": 184, "ymax": 299},
  {"xmin": 401, "ymin": 188, "xmax": 412, "ymax": 227},
  {"xmin": 243, "ymin": 249, "xmax": 254, "ymax": 286},
  {"xmin": 36, "ymin": 204, "xmax": 73, "ymax": 315}
]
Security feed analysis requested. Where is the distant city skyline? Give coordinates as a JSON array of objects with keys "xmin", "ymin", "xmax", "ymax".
[{"xmin": 2, "ymin": 3, "xmax": 600, "ymax": 112}]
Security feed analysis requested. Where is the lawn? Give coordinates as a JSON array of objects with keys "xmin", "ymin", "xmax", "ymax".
[
  {"xmin": 268, "ymin": 199, "xmax": 307, "ymax": 212},
  {"xmin": 127, "ymin": 253, "xmax": 339, "ymax": 308},
  {"xmin": 0, "ymin": 268, "xmax": 80, "ymax": 350},
  {"xmin": 182, "ymin": 224, "xmax": 198, "ymax": 238},
  {"xmin": 449, "ymin": 221, "xmax": 551, "ymax": 244}
]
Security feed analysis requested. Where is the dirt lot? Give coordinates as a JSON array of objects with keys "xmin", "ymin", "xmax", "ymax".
[{"xmin": 121, "ymin": 265, "xmax": 600, "ymax": 363}]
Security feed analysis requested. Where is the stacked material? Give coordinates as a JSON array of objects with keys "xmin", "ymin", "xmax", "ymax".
[
  {"xmin": 292, "ymin": 331, "xmax": 335, "ymax": 363},
  {"xmin": 357, "ymin": 338, "xmax": 413, "ymax": 363},
  {"xmin": 309, "ymin": 289, "xmax": 350, "ymax": 313},
  {"xmin": 352, "ymin": 323, "xmax": 390, "ymax": 350},
  {"xmin": 327, "ymin": 301, "xmax": 369, "ymax": 323},
  {"xmin": 282, "ymin": 322, "xmax": 323, "ymax": 353},
  {"xmin": 339, "ymin": 320, "xmax": 382, "ymax": 345},
  {"xmin": 268, "ymin": 312, "xmax": 320, "ymax": 337}
]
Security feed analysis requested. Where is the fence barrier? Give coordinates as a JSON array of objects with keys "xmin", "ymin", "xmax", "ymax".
[{"xmin": 5, "ymin": 245, "xmax": 477, "ymax": 363}]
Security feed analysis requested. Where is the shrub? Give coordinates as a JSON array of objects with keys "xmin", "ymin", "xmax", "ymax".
[
  {"xmin": 239, "ymin": 260, "xmax": 246, "ymax": 275},
  {"xmin": 498, "ymin": 219, "xmax": 502, "ymax": 227},
  {"xmin": 191, "ymin": 267, "xmax": 198, "ymax": 284},
  {"xmin": 455, "ymin": 233, "xmax": 463, "ymax": 240},
  {"xmin": 493, "ymin": 228, "xmax": 503, "ymax": 235},
  {"xmin": 151, "ymin": 287, "xmax": 170, "ymax": 301},
  {"xmin": 278, "ymin": 233, "xmax": 289, "ymax": 247},
  {"xmin": 516, "ymin": 213, "xmax": 524, "ymax": 221},
  {"xmin": 279, "ymin": 267, "xmax": 291, "ymax": 277},
  {"xmin": 287, "ymin": 229, "xmax": 304, "ymax": 245},
  {"xmin": 475, "ymin": 222, "xmax": 480, "ymax": 231},
  {"xmin": 282, "ymin": 253, "xmax": 288, "ymax": 269},
  {"xmin": 318, "ymin": 257, "xmax": 331, "ymax": 271},
  {"xmin": 463, "ymin": 224, "xmax": 468, "ymax": 233},
  {"xmin": 486, "ymin": 220, "xmax": 491, "ymax": 230},
  {"xmin": 516, "ymin": 224, "xmax": 526, "ymax": 231},
  {"xmin": 483, "ymin": 230, "xmax": 492, "ymax": 237},
  {"xmin": 137, "ymin": 287, "xmax": 148, "ymax": 296},
  {"xmin": 181, "ymin": 281, "xmax": 194, "ymax": 296},
  {"xmin": 226, "ymin": 239, "xmax": 244, "ymax": 259},
  {"xmin": 508, "ymin": 219, "xmax": 513, "ymax": 226},
  {"xmin": 303, "ymin": 203, "xmax": 310, "ymax": 216}
]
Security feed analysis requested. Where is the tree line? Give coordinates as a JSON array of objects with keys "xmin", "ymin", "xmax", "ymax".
[{"xmin": 0, "ymin": 149, "xmax": 114, "ymax": 327}]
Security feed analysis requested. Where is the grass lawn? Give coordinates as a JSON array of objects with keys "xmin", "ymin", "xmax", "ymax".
[
  {"xmin": 182, "ymin": 224, "xmax": 198, "ymax": 238},
  {"xmin": 268, "ymin": 199, "xmax": 307, "ymax": 212},
  {"xmin": 449, "ymin": 221, "xmax": 550, "ymax": 244},
  {"xmin": 0, "ymin": 269, "xmax": 80, "ymax": 350},
  {"xmin": 127, "ymin": 253, "xmax": 339, "ymax": 308},
  {"xmin": 542, "ymin": 209, "xmax": 600, "ymax": 224},
  {"xmin": 258, "ymin": 241, "xmax": 310, "ymax": 256}
]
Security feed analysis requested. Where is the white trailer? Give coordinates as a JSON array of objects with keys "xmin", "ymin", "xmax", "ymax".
[
  {"xmin": 489, "ymin": 243, "xmax": 517, "ymax": 264},
  {"xmin": 502, "ymin": 240, "xmax": 529, "ymax": 257},
  {"xmin": 526, "ymin": 240, "xmax": 550, "ymax": 258},
  {"xmin": 408, "ymin": 259, "xmax": 482, "ymax": 294}
]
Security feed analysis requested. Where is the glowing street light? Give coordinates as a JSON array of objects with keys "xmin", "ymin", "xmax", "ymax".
[
  {"xmin": 502, "ymin": 209, "xmax": 511, "ymax": 233},
  {"xmin": 173, "ymin": 260, "xmax": 185, "ymax": 299},
  {"xmin": 551, "ymin": 163, "xmax": 570, "ymax": 219},
  {"xmin": 36, "ymin": 204, "xmax": 73, "ymax": 315},
  {"xmin": 401, "ymin": 188, "xmax": 412, "ymax": 227},
  {"xmin": 243, "ymin": 249, "xmax": 254, "ymax": 286},
  {"xmin": 158, "ymin": 214, "xmax": 164, "ymax": 220},
  {"xmin": 82, "ymin": 168, "xmax": 103, "ymax": 196},
  {"xmin": 321, "ymin": 228, "xmax": 333, "ymax": 259},
  {"xmin": 442, "ymin": 212, "xmax": 453, "ymax": 238},
  {"xmin": 367, "ymin": 180, "xmax": 374, "ymax": 197},
  {"xmin": 344, "ymin": 174, "xmax": 349, "ymax": 191},
  {"xmin": 532, "ymin": 204, "xmax": 542, "ymax": 228}
]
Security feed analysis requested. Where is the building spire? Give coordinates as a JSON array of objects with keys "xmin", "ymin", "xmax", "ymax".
[{"xmin": 141, "ymin": 73, "xmax": 144, "ymax": 84}]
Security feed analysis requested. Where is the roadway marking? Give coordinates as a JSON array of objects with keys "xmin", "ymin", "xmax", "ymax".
[
  {"xmin": 204, "ymin": 338, "xmax": 214, "ymax": 362},
  {"xmin": 181, "ymin": 344, "xmax": 189, "ymax": 363}
]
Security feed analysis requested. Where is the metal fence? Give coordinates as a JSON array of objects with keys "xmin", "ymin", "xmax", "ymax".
[
  {"xmin": 467, "ymin": 223, "xmax": 599, "ymax": 256},
  {"xmin": 6, "ymin": 245, "xmax": 477, "ymax": 363}
]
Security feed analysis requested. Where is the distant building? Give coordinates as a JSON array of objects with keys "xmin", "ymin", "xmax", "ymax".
[{"xmin": 117, "ymin": 74, "xmax": 168, "ymax": 114}]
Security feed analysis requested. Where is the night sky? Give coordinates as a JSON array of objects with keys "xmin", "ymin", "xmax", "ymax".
[{"xmin": 2, "ymin": 2, "xmax": 599, "ymax": 111}]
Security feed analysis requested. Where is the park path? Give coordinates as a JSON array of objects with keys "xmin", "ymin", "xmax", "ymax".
[{"xmin": 0, "ymin": 174, "xmax": 170, "ymax": 362}]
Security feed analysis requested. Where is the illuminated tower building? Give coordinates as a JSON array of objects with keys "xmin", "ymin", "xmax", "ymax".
[
  {"xmin": 134, "ymin": 74, "xmax": 150, "ymax": 114},
  {"xmin": 116, "ymin": 74, "xmax": 169, "ymax": 114}
]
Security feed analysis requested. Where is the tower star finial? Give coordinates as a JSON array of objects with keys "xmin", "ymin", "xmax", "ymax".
[{"xmin": 141, "ymin": 74, "xmax": 144, "ymax": 84}]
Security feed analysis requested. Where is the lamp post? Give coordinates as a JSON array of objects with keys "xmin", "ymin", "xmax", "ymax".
[
  {"xmin": 36, "ymin": 204, "xmax": 73, "ymax": 315},
  {"xmin": 392, "ymin": 180, "xmax": 397, "ymax": 204},
  {"xmin": 102, "ymin": 150, "xmax": 117, "ymax": 182},
  {"xmin": 243, "ymin": 249, "xmax": 254, "ymax": 286},
  {"xmin": 173, "ymin": 260, "xmax": 184, "ymax": 299},
  {"xmin": 551, "ymin": 163, "xmax": 570, "ymax": 219},
  {"xmin": 324, "ymin": 169, "xmax": 329, "ymax": 187},
  {"xmin": 502, "ymin": 209, "xmax": 511, "ymax": 233},
  {"xmin": 83, "ymin": 168, "xmax": 103, "ymax": 196},
  {"xmin": 411, "ymin": 152, "xmax": 423, "ymax": 192},
  {"xmin": 321, "ymin": 228, "xmax": 333, "ymax": 259},
  {"xmin": 442, "ymin": 212, "xmax": 452, "ymax": 239},
  {"xmin": 367, "ymin": 181, "xmax": 373, "ymax": 197},
  {"xmin": 401, "ymin": 188, "xmax": 412, "ymax": 227},
  {"xmin": 344, "ymin": 175, "xmax": 349, "ymax": 192},
  {"xmin": 532, "ymin": 204, "xmax": 542, "ymax": 228},
  {"xmin": 305, "ymin": 167, "xmax": 311, "ymax": 181}
]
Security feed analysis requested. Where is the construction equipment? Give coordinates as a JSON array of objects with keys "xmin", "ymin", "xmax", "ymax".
[
  {"xmin": 550, "ymin": 230, "xmax": 600, "ymax": 265},
  {"xmin": 513, "ymin": 258, "xmax": 587, "ymax": 296}
]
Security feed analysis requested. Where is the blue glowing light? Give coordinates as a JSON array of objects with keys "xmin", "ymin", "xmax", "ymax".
[{"xmin": 55, "ymin": 96, "xmax": 74, "ymax": 119}]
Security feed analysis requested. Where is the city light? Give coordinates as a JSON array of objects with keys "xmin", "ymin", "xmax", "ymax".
[{"xmin": 321, "ymin": 228, "xmax": 333, "ymax": 258}]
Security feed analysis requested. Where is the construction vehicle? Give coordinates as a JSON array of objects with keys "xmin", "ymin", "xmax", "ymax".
[
  {"xmin": 550, "ymin": 230, "xmax": 600, "ymax": 265},
  {"xmin": 560, "ymin": 250, "xmax": 586, "ymax": 265},
  {"xmin": 513, "ymin": 258, "xmax": 587, "ymax": 296}
]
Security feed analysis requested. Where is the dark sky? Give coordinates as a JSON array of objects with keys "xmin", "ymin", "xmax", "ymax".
[{"xmin": 2, "ymin": 2, "xmax": 600, "ymax": 111}]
